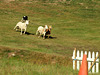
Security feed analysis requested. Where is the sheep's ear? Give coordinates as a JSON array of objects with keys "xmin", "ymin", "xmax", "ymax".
[{"xmin": 50, "ymin": 25, "xmax": 52, "ymax": 28}]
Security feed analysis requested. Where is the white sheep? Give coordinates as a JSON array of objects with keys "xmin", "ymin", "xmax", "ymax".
[
  {"xmin": 14, "ymin": 20, "xmax": 29, "ymax": 35},
  {"xmin": 36, "ymin": 26, "xmax": 46, "ymax": 39},
  {"xmin": 36, "ymin": 25, "xmax": 52, "ymax": 39}
]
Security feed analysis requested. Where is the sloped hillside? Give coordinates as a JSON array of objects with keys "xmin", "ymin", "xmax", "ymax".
[{"xmin": 0, "ymin": 0, "xmax": 100, "ymax": 74}]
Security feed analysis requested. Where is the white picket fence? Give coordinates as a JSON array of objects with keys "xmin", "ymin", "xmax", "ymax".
[{"xmin": 72, "ymin": 49, "xmax": 99, "ymax": 73}]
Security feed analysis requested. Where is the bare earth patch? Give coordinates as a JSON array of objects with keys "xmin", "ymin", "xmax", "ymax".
[
  {"xmin": 0, "ymin": 46, "xmax": 72, "ymax": 66},
  {"xmin": 4, "ymin": 0, "xmax": 15, "ymax": 3}
]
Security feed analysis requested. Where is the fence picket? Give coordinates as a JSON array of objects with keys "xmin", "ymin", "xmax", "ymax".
[
  {"xmin": 96, "ymin": 52, "xmax": 99, "ymax": 73},
  {"xmin": 81, "ymin": 51, "xmax": 83, "ymax": 64},
  {"xmin": 72, "ymin": 50, "xmax": 75, "ymax": 70},
  {"xmin": 92, "ymin": 52, "xmax": 95, "ymax": 73},
  {"xmin": 88, "ymin": 51, "xmax": 91, "ymax": 73},
  {"xmin": 77, "ymin": 50, "xmax": 80, "ymax": 70},
  {"xmin": 85, "ymin": 51, "xmax": 87, "ymax": 55}
]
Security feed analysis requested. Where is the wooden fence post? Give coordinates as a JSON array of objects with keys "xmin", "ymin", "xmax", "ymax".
[
  {"xmin": 75, "ymin": 48, "xmax": 76, "ymax": 70},
  {"xmin": 88, "ymin": 51, "xmax": 91, "ymax": 73},
  {"xmin": 77, "ymin": 50, "xmax": 79, "ymax": 70},
  {"xmin": 72, "ymin": 48, "xmax": 76, "ymax": 70}
]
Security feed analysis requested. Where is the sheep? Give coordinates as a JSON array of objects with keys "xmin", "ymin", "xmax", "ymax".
[
  {"xmin": 36, "ymin": 26, "xmax": 46, "ymax": 39},
  {"xmin": 36, "ymin": 25, "xmax": 52, "ymax": 39},
  {"xmin": 14, "ymin": 20, "xmax": 29, "ymax": 35}
]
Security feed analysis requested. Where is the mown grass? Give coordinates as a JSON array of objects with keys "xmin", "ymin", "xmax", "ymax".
[
  {"xmin": 0, "ymin": 0, "xmax": 100, "ymax": 75},
  {"xmin": 0, "ymin": 58, "xmax": 78, "ymax": 75},
  {"xmin": 0, "ymin": 46, "xmax": 74, "ymax": 75},
  {"xmin": 0, "ymin": 0, "xmax": 100, "ymax": 54}
]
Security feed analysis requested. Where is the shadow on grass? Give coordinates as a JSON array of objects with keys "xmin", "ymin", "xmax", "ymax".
[
  {"xmin": 25, "ymin": 32, "xmax": 35, "ymax": 35},
  {"xmin": 15, "ymin": 31, "xmax": 35, "ymax": 35},
  {"xmin": 45, "ymin": 36, "xmax": 57, "ymax": 39}
]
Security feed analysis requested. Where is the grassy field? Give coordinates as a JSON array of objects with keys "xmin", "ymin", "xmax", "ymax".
[
  {"xmin": 0, "ymin": 58, "xmax": 79, "ymax": 75},
  {"xmin": 0, "ymin": 0, "xmax": 100, "ymax": 75}
]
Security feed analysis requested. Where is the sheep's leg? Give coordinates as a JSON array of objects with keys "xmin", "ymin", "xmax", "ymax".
[
  {"xmin": 23, "ymin": 31, "xmax": 25, "ymax": 34},
  {"xmin": 24, "ymin": 29, "xmax": 26, "ymax": 34},
  {"xmin": 14, "ymin": 25, "xmax": 17, "ymax": 30},
  {"xmin": 36, "ymin": 30, "xmax": 39, "ymax": 35},
  {"xmin": 38, "ymin": 35, "xmax": 40, "ymax": 38},
  {"xmin": 43, "ymin": 36, "xmax": 45, "ymax": 39},
  {"xmin": 14, "ymin": 26, "xmax": 19, "ymax": 31},
  {"xmin": 16, "ymin": 29, "xmax": 18, "ymax": 31},
  {"xmin": 20, "ymin": 29, "xmax": 23, "ymax": 35},
  {"xmin": 38, "ymin": 33, "xmax": 41, "ymax": 38},
  {"xmin": 38, "ymin": 31, "xmax": 42, "ymax": 38},
  {"xmin": 48, "ymin": 35, "xmax": 50, "ymax": 38},
  {"xmin": 43, "ymin": 32, "xmax": 46, "ymax": 39}
]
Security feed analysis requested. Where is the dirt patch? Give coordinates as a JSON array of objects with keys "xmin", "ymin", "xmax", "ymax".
[
  {"xmin": 0, "ymin": 46, "xmax": 72, "ymax": 66},
  {"xmin": 4, "ymin": 0, "xmax": 15, "ymax": 3}
]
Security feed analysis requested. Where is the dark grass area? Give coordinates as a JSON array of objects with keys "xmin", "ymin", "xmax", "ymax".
[{"xmin": 0, "ymin": 46, "xmax": 72, "ymax": 66}]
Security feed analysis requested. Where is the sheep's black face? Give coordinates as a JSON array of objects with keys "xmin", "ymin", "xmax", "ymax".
[{"xmin": 23, "ymin": 16, "xmax": 28, "ymax": 20}]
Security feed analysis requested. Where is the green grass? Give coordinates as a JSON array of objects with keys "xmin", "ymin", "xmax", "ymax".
[
  {"xmin": 1, "ymin": 0, "xmax": 100, "ymax": 54},
  {"xmin": 0, "ymin": 58, "xmax": 76, "ymax": 75},
  {"xmin": 0, "ymin": 0, "xmax": 100, "ymax": 75}
]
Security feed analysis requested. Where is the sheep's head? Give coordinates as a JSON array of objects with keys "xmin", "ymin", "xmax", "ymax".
[
  {"xmin": 49, "ymin": 25, "xmax": 52, "ymax": 31},
  {"xmin": 44, "ymin": 25, "xmax": 48, "ymax": 29},
  {"xmin": 26, "ymin": 20, "xmax": 29, "ymax": 25}
]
